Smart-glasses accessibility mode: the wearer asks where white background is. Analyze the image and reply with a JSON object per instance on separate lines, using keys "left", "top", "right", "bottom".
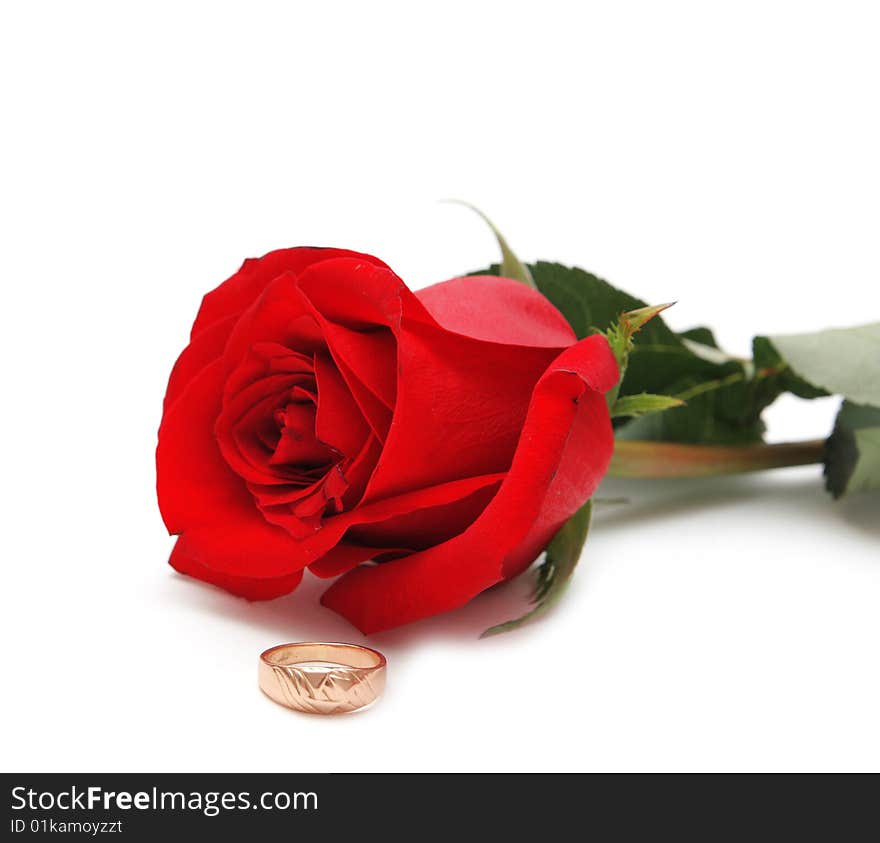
{"left": 2, "top": 1, "right": 878, "bottom": 772}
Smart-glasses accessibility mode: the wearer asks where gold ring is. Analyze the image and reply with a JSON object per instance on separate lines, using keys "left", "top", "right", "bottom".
{"left": 258, "top": 642, "right": 387, "bottom": 714}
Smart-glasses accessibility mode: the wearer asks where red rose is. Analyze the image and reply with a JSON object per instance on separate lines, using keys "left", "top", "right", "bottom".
{"left": 157, "top": 248, "right": 617, "bottom": 633}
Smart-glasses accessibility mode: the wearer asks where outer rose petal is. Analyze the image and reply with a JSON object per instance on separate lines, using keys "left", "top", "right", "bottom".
{"left": 157, "top": 356, "right": 342, "bottom": 583}
{"left": 164, "top": 248, "right": 386, "bottom": 413}
{"left": 167, "top": 496, "right": 333, "bottom": 583}
{"left": 416, "top": 275, "right": 576, "bottom": 347}
{"left": 163, "top": 314, "right": 237, "bottom": 412}
{"left": 191, "top": 248, "right": 389, "bottom": 338}
{"left": 320, "top": 334, "right": 618, "bottom": 633}
{"left": 361, "top": 320, "right": 562, "bottom": 501}
{"left": 157, "top": 358, "right": 254, "bottom": 535}
{"left": 170, "top": 553, "right": 304, "bottom": 600}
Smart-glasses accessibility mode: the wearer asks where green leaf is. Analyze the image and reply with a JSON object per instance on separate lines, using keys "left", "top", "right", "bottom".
{"left": 752, "top": 336, "right": 829, "bottom": 402}
{"left": 678, "top": 326, "right": 721, "bottom": 347}
{"left": 522, "top": 263, "right": 845, "bottom": 444}
{"left": 471, "top": 261, "right": 733, "bottom": 390}
{"left": 456, "top": 203, "right": 536, "bottom": 288}
{"left": 519, "top": 264, "right": 744, "bottom": 406}
{"left": 680, "top": 327, "right": 749, "bottom": 367}
{"left": 525, "top": 264, "right": 768, "bottom": 442}
{"left": 467, "top": 261, "right": 830, "bottom": 446}
{"left": 614, "top": 386, "right": 764, "bottom": 444}
{"left": 769, "top": 322, "right": 880, "bottom": 408}
{"left": 525, "top": 261, "right": 670, "bottom": 342}
{"left": 825, "top": 401, "right": 880, "bottom": 498}
{"left": 612, "top": 393, "right": 685, "bottom": 418}
{"left": 481, "top": 500, "right": 592, "bottom": 637}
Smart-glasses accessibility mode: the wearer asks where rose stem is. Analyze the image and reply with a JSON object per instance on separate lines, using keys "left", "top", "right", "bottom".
{"left": 609, "top": 438, "right": 826, "bottom": 479}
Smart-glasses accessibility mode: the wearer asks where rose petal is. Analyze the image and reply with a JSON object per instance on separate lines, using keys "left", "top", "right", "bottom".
{"left": 294, "top": 259, "right": 404, "bottom": 437}
{"left": 313, "top": 352, "right": 371, "bottom": 457}
{"left": 307, "top": 472, "right": 506, "bottom": 579}
{"left": 308, "top": 543, "right": 403, "bottom": 579}
{"left": 345, "top": 477, "right": 500, "bottom": 550}
{"left": 168, "top": 467, "right": 509, "bottom": 599}
{"left": 170, "top": 548, "right": 304, "bottom": 600}
{"left": 168, "top": 509, "right": 311, "bottom": 589}
{"left": 320, "top": 335, "right": 618, "bottom": 633}
{"left": 416, "top": 275, "right": 576, "bottom": 347}
{"left": 362, "top": 319, "right": 562, "bottom": 501}
{"left": 222, "top": 342, "right": 314, "bottom": 399}
{"left": 192, "top": 248, "right": 389, "bottom": 339}
{"left": 164, "top": 314, "right": 237, "bottom": 413}
{"left": 156, "top": 358, "right": 253, "bottom": 535}
{"left": 221, "top": 265, "right": 397, "bottom": 441}
{"left": 220, "top": 383, "right": 299, "bottom": 480}
{"left": 221, "top": 273, "right": 317, "bottom": 371}
{"left": 311, "top": 321, "right": 396, "bottom": 411}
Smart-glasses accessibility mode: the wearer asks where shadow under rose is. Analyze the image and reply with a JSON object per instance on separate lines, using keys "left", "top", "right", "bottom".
{"left": 594, "top": 467, "right": 880, "bottom": 539}
{"left": 164, "top": 571, "right": 358, "bottom": 643}
{"left": 163, "top": 561, "right": 539, "bottom": 652}
{"left": 163, "top": 465, "right": 878, "bottom": 655}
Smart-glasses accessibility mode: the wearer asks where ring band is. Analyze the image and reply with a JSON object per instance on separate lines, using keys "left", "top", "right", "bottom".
{"left": 258, "top": 642, "right": 387, "bottom": 714}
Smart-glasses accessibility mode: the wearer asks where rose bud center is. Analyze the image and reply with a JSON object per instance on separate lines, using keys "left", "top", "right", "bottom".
{"left": 214, "top": 342, "right": 366, "bottom": 537}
